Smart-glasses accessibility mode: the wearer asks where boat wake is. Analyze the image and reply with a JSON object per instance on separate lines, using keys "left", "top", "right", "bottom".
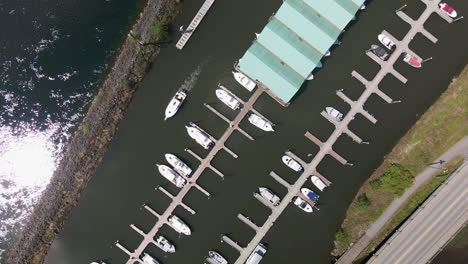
{"left": 177, "top": 59, "right": 209, "bottom": 92}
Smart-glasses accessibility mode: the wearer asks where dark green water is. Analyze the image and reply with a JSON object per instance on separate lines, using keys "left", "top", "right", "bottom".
{"left": 0, "top": 0, "right": 145, "bottom": 260}
{"left": 44, "top": 0, "right": 467, "bottom": 263}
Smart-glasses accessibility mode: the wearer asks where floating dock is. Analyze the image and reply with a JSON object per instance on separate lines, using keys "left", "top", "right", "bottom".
{"left": 175, "top": 0, "right": 215, "bottom": 50}
{"left": 221, "top": 1, "right": 453, "bottom": 263}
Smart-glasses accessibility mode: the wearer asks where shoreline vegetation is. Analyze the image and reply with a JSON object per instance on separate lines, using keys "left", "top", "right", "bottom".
{"left": 331, "top": 64, "right": 468, "bottom": 260}
{"left": 6, "top": 0, "right": 182, "bottom": 263}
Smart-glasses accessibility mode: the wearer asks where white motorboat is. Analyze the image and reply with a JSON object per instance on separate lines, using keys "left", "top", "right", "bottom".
{"left": 246, "top": 243, "right": 267, "bottom": 264}
{"left": 165, "top": 153, "right": 192, "bottom": 177}
{"left": 155, "top": 235, "right": 176, "bottom": 253}
{"left": 207, "top": 251, "right": 228, "bottom": 264}
{"left": 301, "top": 188, "right": 320, "bottom": 203}
{"left": 439, "top": 3, "right": 457, "bottom": 18}
{"left": 216, "top": 89, "right": 241, "bottom": 110}
{"left": 248, "top": 114, "right": 274, "bottom": 132}
{"left": 232, "top": 71, "right": 256, "bottom": 92}
{"left": 185, "top": 125, "right": 214, "bottom": 149}
{"left": 168, "top": 215, "right": 191, "bottom": 235}
{"left": 259, "top": 187, "right": 281, "bottom": 206}
{"left": 325, "top": 106, "right": 343, "bottom": 121}
{"left": 142, "top": 253, "right": 160, "bottom": 264}
{"left": 156, "top": 164, "right": 186, "bottom": 188}
{"left": 282, "top": 155, "right": 303, "bottom": 172}
{"left": 311, "top": 175, "right": 327, "bottom": 192}
{"left": 403, "top": 53, "right": 422, "bottom": 68}
{"left": 307, "top": 72, "right": 314, "bottom": 80}
{"left": 164, "top": 89, "right": 187, "bottom": 120}
{"left": 90, "top": 262, "right": 106, "bottom": 264}
{"left": 378, "top": 33, "right": 396, "bottom": 50}
{"left": 325, "top": 50, "right": 331, "bottom": 57}
{"left": 293, "top": 197, "right": 313, "bottom": 213}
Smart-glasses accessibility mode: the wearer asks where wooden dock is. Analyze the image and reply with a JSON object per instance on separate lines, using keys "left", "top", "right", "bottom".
{"left": 175, "top": 0, "right": 215, "bottom": 50}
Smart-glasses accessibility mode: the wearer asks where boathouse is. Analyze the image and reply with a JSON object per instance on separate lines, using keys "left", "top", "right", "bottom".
{"left": 236, "top": 0, "right": 365, "bottom": 104}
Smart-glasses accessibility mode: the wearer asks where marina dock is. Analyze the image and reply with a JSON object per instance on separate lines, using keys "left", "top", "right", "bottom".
{"left": 175, "top": 0, "right": 215, "bottom": 50}
{"left": 221, "top": 1, "right": 453, "bottom": 263}
{"left": 117, "top": 85, "right": 272, "bottom": 263}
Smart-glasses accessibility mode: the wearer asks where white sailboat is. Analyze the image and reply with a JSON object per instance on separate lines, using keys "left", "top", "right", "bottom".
{"left": 248, "top": 114, "right": 274, "bottom": 132}
{"left": 155, "top": 235, "right": 176, "bottom": 253}
{"left": 165, "top": 153, "right": 192, "bottom": 177}
{"left": 156, "top": 164, "right": 186, "bottom": 188}
{"left": 282, "top": 155, "right": 302, "bottom": 172}
{"left": 325, "top": 107, "right": 344, "bottom": 121}
{"left": 232, "top": 71, "right": 256, "bottom": 92}
{"left": 311, "top": 175, "right": 327, "bottom": 192}
{"left": 164, "top": 90, "right": 187, "bottom": 120}
{"left": 185, "top": 125, "right": 214, "bottom": 149}
{"left": 293, "top": 197, "right": 313, "bottom": 213}
{"left": 216, "top": 89, "right": 241, "bottom": 110}
{"left": 168, "top": 215, "right": 191, "bottom": 235}
{"left": 259, "top": 187, "right": 281, "bottom": 206}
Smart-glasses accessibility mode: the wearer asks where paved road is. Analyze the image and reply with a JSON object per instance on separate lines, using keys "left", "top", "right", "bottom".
{"left": 367, "top": 161, "right": 468, "bottom": 264}
{"left": 337, "top": 135, "right": 468, "bottom": 264}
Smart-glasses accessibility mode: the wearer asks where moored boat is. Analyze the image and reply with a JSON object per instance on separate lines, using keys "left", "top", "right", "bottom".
{"left": 439, "top": 3, "right": 457, "bottom": 18}
{"left": 248, "top": 114, "right": 274, "bottom": 132}
{"left": 246, "top": 243, "right": 267, "bottom": 264}
{"left": 168, "top": 215, "right": 191, "bottom": 235}
{"left": 403, "top": 53, "right": 422, "bottom": 68}
{"left": 325, "top": 106, "right": 344, "bottom": 121}
{"left": 156, "top": 164, "right": 186, "bottom": 188}
{"left": 185, "top": 125, "right": 214, "bottom": 149}
{"left": 165, "top": 153, "right": 192, "bottom": 177}
{"left": 259, "top": 187, "right": 281, "bottom": 206}
{"left": 282, "top": 155, "right": 303, "bottom": 172}
{"left": 155, "top": 235, "right": 176, "bottom": 253}
{"left": 306, "top": 72, "right": 314, "bottom": 80}
{"left": 207, "top": 251, "right": 228, "bottom": 264}
{"left": 378, "top": 34, "right": 396, "bottom": 50}
{"left": 232, "top": 71, "right": 256, "bottom": 92}
{"left": 216, "top": 89, "right": 241, "bottom": 110}
{"left": 301, "top": 188, "right": 320, "bottom": 203}
{"left": 164, "top": 89, "right": 187, "bottom": 120}
{"left": 142, "top": 253, "right": 160, "bottom": 264}
{"left": 293, "top": 197, "right": 313, "bottom": 213}
{"left": 311, "top": 175, "right": 327, "bottom": 192}
{"left": 370, "top": 44, "right": 389, "bottom": 61}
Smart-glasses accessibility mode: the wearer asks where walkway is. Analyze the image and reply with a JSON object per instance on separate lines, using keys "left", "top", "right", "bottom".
{"left": 366, "top": 161, "right": 468, "bottom": 264}
{"left": 337, "top": 136, "right": 468, "bottom": 264}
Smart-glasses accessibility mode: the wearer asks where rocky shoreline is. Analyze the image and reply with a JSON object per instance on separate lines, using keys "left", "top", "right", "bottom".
{"left": 5, "top": 0, "right": 181, "bottom": 263}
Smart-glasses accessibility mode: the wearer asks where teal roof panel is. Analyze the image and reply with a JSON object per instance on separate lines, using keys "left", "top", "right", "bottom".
{"left": 302, "top": 0, "right": 354, "bottom": 29}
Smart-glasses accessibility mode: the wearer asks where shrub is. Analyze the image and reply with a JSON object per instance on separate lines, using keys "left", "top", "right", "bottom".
{"left": 354, "top": 194, "right": 371, "bottom": 211}
{"left": 150, "top": 20, "right": 168, "bottom": 41}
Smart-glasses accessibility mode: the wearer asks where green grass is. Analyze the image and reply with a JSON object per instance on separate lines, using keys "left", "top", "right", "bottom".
{"left": 150, "top": 19, "right": 168, "bottom": 42}
{"left": 332, "top": 65, "right": 468, "bottom": 257}
{"left": 81, "top": 124, "right": 89, "bottom": 134}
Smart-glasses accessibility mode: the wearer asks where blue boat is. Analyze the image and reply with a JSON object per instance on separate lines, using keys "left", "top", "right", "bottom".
{"left": 301, "top": 188, "right": 319, "bottom": 203}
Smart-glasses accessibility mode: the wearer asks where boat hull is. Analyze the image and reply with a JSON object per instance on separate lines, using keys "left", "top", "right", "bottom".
{"left": 325, "top": 106, "right": 343, "bottom": 121}
{"left": 259, "top": 187, "right": 281, "bottom": 206}
{"left": 378, "top": 34, "right": 395, "bottom": 50}
{"left": 248, "top": 114, "right": 274, "bottom": 132}
{"left": 311, "top": 175, "right": 326, "bottom": 192}
{"left": 232, "top": 71, "right": 256, "bottom": 91}
{"left": 156, "top": 164, "right": 186, "bottom": 188}
{"left": 294, "top": 197, "right": 313, "bottom": 213}
{"left": 168, "top": 215, "right": 191, "bottom": 235}
{"left": 439, "top": 3, "right": 457, "bottom": 18}
{"left": 165, "top": 153, "right": 192, "bottom": 177}
{"left": 216, "top": 89, "right": 241, "bottom": 110}
{"left": 164, "top": 90, "right": 186, "bottom": 120}
{"left": 186, "top": 126, "right": 213, "bottom": 149}
{"left": 207, "top": 251, "right": 228, "bottom": 264}
{"left": 301, "top": 188, "right": 319, "bottom": 203}
{"left": 282, "top": 155, "right": 302, "bottom": 172}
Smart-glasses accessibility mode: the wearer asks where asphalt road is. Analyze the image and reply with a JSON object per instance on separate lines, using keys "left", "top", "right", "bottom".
{"left": 367, "top": 162, "right": 468, "bottom": 264}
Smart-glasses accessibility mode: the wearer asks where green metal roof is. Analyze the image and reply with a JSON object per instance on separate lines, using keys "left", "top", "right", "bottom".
{"left": 238, "top": 0, "right": 364, "bottom": 103}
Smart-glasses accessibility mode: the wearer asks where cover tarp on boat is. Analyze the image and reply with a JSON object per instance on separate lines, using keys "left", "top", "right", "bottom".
{"left": 237, "top": 0, "right": 365, "bottom": 104}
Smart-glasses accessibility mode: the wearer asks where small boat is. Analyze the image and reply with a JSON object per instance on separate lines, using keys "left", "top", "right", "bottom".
{"left": 259, "top": 187, "right": 281, "bottom": 206}
{"left": 325, "top": 107, "right": 343, "bottom": 121}
{"left": 165, "top": 153, "right": 192, "bottom": 177}
{"left": 186, "top": 125, "right": 214, "bottom": 149}
{"left": 282, "top": 155, "right": 303, "bottom": 172}
{"left": 360, "top": 3, "right": 366, "bottom": 10}
{"left": 293, "top": 197, "right": 313, "bottom": 213}
{"left": 246, "top": 243, "right": 267, "bottom": 264}
{"left": 403, "top": 53, "right": 422, "bottom": 68}
{"left": 168, "top": 215, "right": 191, "bottom": 235}
{"left": 142, "top": 253, "right": 160, "bottom": 264}
{"left": 156, "top": 164, "right": 186, "bottom": 188}
{"left": 155, "top": 235, "right": 176, "bottom": 253}
{"left": 232, "top": 71, "right": 256, "bottom": 92}
{"left": 311, "top": 175, "right": 327, "bottom": 192}
{"left": 325, "top": 50, "right": 331, "bottom": 57}
{"left": 439, "top": 3, "right": 457, "bottom": 18}
{"left": 307, "top": 72, "right": 314, "bottom": 80}
{"left": 207, "top": 251, "right": 228, "bottom": 264}
{"left": 164, "top": 89, "right": 187, "bottom": 120}
{"left": 248, "top": 114, "right": 274, "bottom": 132}
{"left": 370, "top": 44, "right": 389, "bottom": 61}
{"left": 378, "top": 34, "right": 396, "bottom": 50}
{"left": 90, "top": 262, "right": 106, "bottom": 264}
{"left": 301, "top": 188, "right": 319, "bottom": 203}
{"left": 216, "top": 89, "right": 241, "bottom": 110}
